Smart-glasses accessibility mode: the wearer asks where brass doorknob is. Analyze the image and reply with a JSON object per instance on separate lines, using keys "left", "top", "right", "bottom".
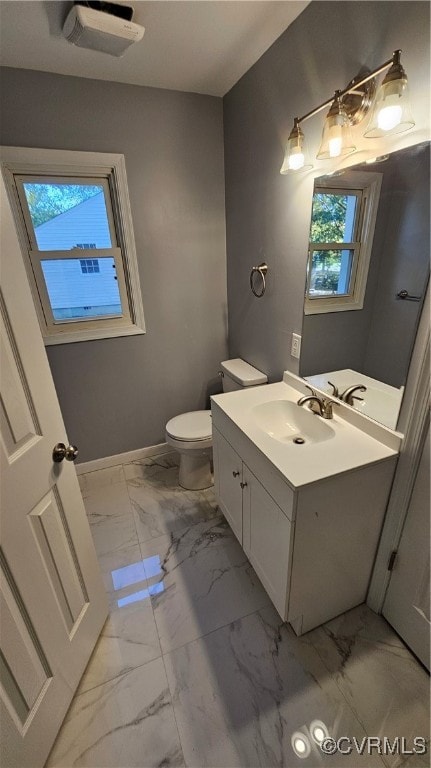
{"left": 52, "top": 443, "right": 79, "bottom": 463}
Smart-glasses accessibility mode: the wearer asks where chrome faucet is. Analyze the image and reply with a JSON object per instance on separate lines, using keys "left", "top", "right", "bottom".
{"left": 299, "top": 385, "right": 321, "bottom": 414}
{"left": 297, "top": 393, "right": 339, "bottom": 420}
{"left": 340, "top": 384, "right": 367, "bottom": 405}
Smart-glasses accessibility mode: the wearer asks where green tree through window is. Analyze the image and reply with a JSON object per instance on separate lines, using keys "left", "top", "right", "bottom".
{"left": 308, "top": 188, "right": 360, "bottom": 297}
{"left": 23, "top": 183, "right": 102, "bottom": 227}
{"left": 310, "top": 193, "right": 348, "bottom": 273}
{"left": 310, "top": 193, "right": 347, "bottom": 242}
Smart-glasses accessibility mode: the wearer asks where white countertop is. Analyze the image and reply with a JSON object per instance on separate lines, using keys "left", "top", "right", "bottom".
{"left": 211, "top": 373, "right": 401, "bottom": 489}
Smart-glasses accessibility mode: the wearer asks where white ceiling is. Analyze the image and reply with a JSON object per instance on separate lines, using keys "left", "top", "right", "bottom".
{"left": 0, "top": 1, "right": 309, "bottom": 96}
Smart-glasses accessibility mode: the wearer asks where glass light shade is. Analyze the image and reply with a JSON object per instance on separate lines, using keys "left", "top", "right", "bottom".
{"left": 317, "top": 98, "right": 356, "bottom": 159}
{"left": 280, "top": 122, "right": 313, "bottom": 174}
{"left": 364, "top": 75, "right": 415, "bottom": 138}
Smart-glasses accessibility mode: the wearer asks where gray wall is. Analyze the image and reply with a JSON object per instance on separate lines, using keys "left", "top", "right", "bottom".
{"left": 300, "top": 144, "right": 430, "bottom": 388}
{"left": 0, "top": 68, "right": 228, "bottom": 462}
{"left": 223, "top": 1, "right": 430, "bottom": 384}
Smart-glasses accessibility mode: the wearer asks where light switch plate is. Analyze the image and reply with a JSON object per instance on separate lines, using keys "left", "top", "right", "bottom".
{"left": 291, "top": 333, "right": 301, "bottom": 359}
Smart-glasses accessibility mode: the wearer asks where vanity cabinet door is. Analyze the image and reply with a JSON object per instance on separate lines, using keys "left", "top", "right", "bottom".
{"left": 242, "top": 465, "right": 292, "bottom": 620}
{"left": 212, "top": 427, "right": 243, "bottom": 544}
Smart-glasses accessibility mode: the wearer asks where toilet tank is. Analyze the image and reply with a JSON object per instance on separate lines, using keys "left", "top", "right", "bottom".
{"left": 220, "top": 358, "right": 267, "bottom": 392}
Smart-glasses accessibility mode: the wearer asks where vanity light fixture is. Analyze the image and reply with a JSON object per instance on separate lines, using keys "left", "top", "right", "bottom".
{"left": 280, "top": 50, "right": 415, "bottom": 174}
{"left": 279, "top": 118, "right": 313, "bottom": 173}
{"left": 317, "top": 91, "right": 356, "bottom": 159}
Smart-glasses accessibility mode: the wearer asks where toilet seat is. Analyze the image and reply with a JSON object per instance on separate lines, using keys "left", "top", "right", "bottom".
{"left": 165, "top": 410, "right": 213, "bottom": 490}
{"left": 166, "top": 410, "right": 212, "bottom": 442}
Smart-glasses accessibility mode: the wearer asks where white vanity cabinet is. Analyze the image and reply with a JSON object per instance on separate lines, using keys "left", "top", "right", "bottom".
{"left": 211, "top": 399, "right": 398, "bottom": 636}
{"left": 213, "top": 426, "right": 293, "bottom": 617}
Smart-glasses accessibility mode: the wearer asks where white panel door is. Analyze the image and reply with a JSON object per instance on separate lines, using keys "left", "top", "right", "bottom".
{"left": 383, "top": 425, "right": 430, "bottom": 670}
{"left": 0, "top": 175, "right": 108, "bottom": 768}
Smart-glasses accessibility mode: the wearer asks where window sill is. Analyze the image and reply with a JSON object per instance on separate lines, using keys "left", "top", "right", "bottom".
{"left": 304, "top": 297, "right": 364, "bottom": 315}
{"left": 44, "top": 323, "right": 146, "bottom": 345}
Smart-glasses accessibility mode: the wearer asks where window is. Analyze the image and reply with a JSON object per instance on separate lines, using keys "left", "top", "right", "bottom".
{"left": 1, "top": 148, "right": 145, "bottom": 344}
{"left": 80, "top": 259, "right": 100, "bottom": 274}
{"left": 304, "top": 171, "right": 382, "bottom": 314}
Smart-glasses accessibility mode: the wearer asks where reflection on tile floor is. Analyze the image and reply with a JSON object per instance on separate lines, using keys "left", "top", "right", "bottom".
{"left": 47, "top": 453, "right": 430, "bottom": 768}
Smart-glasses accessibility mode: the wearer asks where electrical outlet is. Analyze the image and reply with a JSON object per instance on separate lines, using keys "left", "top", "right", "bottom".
{"left": 291, "top": 332, "right": 301, "bottom": 359}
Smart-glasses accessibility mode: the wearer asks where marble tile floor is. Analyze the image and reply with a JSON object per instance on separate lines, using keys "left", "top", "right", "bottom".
{"left": 47, "top": 452, "right": 430, "bottom": 768}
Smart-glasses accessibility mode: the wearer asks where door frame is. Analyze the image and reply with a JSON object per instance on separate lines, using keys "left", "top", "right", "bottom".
{"left": 367, "top": 279, "right": 430, "bottom": 612}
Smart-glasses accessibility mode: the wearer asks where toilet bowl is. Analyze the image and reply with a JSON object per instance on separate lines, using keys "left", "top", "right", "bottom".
{"left": 166, "top": 410, "right": 213, "bottom": 490}
{"left": 166, "top": 359, "right": 267, "bottom": 491}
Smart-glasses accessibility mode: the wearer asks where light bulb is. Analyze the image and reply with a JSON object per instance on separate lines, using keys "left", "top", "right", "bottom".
{"left": 377, "top": 104, "right": 402, "bottom": 131}
{"left": 288, "top": 147, "right": 305, "bottom": 170}
{"left": 329, "top": 136, "right": 342, "bottom": 158}
{"left": 328, "top": 123, "right": 343, "bottom": 157}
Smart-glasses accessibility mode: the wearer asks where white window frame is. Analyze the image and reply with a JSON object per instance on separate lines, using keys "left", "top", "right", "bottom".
{"left": 1, "top": 147, "right": 146, "bottom": 344}
{"left": 304, "top": 171, "right": 382, "bottom": 315}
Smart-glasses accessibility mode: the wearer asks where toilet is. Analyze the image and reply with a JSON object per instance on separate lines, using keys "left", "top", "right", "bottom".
{"left": 166, "top": 358, "right": 267, "bottom": 490}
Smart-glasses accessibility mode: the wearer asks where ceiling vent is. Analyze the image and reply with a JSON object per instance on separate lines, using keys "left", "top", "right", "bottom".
{"left": 63, "top": 4, "right": 145, "bottom": 57}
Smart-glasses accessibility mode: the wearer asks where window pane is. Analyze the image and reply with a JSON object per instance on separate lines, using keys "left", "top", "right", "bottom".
{"left": 41, "top": 257, "right": 122, "bottom": 321}
{"left": 310, "top": 192, "right": 358, "bottom": 243}
{"left": 22, "top": 183, "right": 113, "bottom": 250}
{"left": 308, "top": 250, "right": 354, "bottom": 297}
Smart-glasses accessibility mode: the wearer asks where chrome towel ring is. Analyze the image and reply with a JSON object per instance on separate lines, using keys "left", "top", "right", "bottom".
{"left": 250, "top": 263, "right": 268, "bottom": 298}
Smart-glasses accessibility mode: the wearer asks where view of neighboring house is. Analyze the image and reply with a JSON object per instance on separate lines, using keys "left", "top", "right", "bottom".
{"left": 35, "top": 192, "right": 122, "bottom": 319}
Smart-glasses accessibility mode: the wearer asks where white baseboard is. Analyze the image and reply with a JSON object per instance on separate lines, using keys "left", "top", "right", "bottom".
{"left": 75, "top": 442, "right": 171, "bottom": 475}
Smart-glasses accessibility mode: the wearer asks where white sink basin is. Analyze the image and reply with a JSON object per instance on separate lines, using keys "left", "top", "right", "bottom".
{"left": 252, "top": 400, "right": 335, "bottom": 445}
{"left": 211, "top": 374, "right": 401, "bottom": 488}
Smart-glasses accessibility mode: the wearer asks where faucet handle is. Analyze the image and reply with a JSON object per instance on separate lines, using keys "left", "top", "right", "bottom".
{"left": 305, "top": 384, "right": 317, "bottom": 397}
{"left": 327, "top": 380, "right": 339, "bottom": 398}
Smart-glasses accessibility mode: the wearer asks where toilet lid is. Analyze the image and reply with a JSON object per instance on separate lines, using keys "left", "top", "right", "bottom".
{"left": 166, "top": 410, "right": 212, "bottom": 442}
